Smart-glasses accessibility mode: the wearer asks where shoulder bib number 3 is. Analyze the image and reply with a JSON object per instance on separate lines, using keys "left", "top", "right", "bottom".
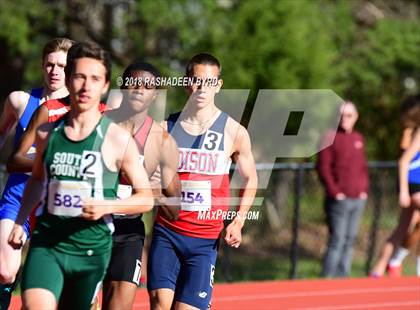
{"left": 203, "top": 130, "right": 222, "bottom": 151}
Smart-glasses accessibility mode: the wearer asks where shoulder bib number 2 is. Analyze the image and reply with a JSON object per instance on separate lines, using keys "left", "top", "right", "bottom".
{"left": 80, "top": 151, "right": 102, "bottom": 179}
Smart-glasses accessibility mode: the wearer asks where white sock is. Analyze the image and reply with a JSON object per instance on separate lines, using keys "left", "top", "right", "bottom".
{"left": 417, "top": 256, "right": 420, "bottom": 277}
{"left": 389, "top": 247, "right": 409, "bottom": 266}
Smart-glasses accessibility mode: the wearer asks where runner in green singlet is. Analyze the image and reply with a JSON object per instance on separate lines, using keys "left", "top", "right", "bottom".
{"left": 8, "top": 42, "right": 153, "bottom": 309}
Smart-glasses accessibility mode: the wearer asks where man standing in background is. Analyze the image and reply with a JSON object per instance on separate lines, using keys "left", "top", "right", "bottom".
{"left": 317, "top": 101, "right": 369, "bottom": 278}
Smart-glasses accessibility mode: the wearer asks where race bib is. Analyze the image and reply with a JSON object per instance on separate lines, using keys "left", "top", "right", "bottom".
{"left": 114, "top": 184, "right": 138, "bottom": 219}
{"left": 26, "top": 146, "right": 37, "bottom": 159}
{"left": 24, "top": 146, "right": 37, "bottom": 176}
{"left": 80, "top": 151, "right": 102, "bottom": 179}
{"left": 180, "top": 180, "right": 211, "bottom": 212}
{"left": 117, "top": 184, "right": 132, "bottom": 199}
{"left": 47, "top": 180, "right": 92, "bottom": 217}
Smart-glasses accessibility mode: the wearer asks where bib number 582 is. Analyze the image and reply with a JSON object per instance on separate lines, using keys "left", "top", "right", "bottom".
{"left": 54, "top": 194, "right": 82, "bottom": 208}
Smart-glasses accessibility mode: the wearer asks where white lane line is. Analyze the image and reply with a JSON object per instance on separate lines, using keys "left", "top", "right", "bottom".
{"left": 132, "top": 284, "right": 420, "bottom": 307}
{"left": 209, "top": 286, "right": 419, "bottom": 302}
{"left": 292, "top": 301, "right": 420, "bottom": 310}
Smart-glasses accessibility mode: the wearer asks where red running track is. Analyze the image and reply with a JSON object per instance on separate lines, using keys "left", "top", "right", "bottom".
{"left": 10, "top": 277, "right": 420, "bottom": 309}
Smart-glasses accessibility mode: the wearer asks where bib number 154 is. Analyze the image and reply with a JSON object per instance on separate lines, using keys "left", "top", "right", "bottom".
{"left": 181, "top": 191, "right": 204, "bottom": 204}
{"left": 180, "top": 180, "right": 211, "bottom": 212}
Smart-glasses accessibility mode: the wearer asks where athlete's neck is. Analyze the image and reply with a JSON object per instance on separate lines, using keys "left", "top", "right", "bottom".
{"left": 67, "top": 106, "right": 102, "bottom": 139}
{"left": 109, "top": 103, "right": 149, "bottom": 135}
{"left": 121, "top": 109, "right": 149, "bottom": 135}
{"left": 182, "top": 101, "right": 219, "bottom": 125}
{"left": 42, "top": 87, "right": 69, "bottom": 101}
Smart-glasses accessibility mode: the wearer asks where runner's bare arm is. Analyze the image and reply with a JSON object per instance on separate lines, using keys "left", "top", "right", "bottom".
{"left": 158, "top": 131, "right": 181, "bottom": 221}
{"left": 8, "top": 125, "right": 51, "bottom": 248}
{"left": 7, "top": 105, "right": 49, "bottom": 173}
{"left": 232, "top": 126, "right": 258, "bottom": 223}
{"left": 400, "top": 127, "right": 413, "bottom": 151}
{"left": 399, "top": 128, "right": 420, "bottom": 208}
{"left": 82, "top": 134, "right": 154, "bottom": 221}
{"left": 0, "top": 91, "right": 26, "bottom": 149}
{"left": 225, "top": 125, "right": 258, "bottom": 247}
{"left": 115, "top": 135, "right": 154, "bottom": 214}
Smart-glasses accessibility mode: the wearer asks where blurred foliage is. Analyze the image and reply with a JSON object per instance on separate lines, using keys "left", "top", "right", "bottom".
{"left": 0, "top": 0, "right": 419, "bottom": 160}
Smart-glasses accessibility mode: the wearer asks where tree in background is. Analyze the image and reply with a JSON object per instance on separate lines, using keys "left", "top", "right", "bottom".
{"left": 0, "top": 0, "right": 419, "bottom": 160}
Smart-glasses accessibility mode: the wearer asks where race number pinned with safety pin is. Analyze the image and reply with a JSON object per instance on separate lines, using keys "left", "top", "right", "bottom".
{"left": 203, "top": 130, "right": 222, "bottom": 151}
{"left": 117, "top": 184, "right": 133, "bottom": 199}
{"left": 47, "top": 180, "right": 92, "bottom": 217}
{"left": 80, "top": 151, "right": 102, "bottom": 179}
{"left": 180, "top": 180, "right": 211, "bottom": 212}
{"left": 114, "top": 184, "right": 138, "bottom": 219}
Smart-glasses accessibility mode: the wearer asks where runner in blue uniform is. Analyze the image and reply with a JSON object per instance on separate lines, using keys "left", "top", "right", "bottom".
{"left": 398, "top": 100, "right": 420, "bottom": 276}
{"left": 0, "top": 38, "right": 73, "bottom": 309}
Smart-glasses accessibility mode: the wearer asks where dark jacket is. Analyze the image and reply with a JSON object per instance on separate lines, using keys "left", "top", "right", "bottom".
{"left": 316, "top": 128, "right": 369, "bottom": 198}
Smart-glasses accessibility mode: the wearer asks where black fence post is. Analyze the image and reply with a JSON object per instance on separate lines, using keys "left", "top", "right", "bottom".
{"left": 290, "top": 164, "right": 303, "bottom": 279}
{"left": 219, "top": 220, "right": 233, "bottom": 282}
{"left": 366, "top": 169, "right": 383, "bottom": 274}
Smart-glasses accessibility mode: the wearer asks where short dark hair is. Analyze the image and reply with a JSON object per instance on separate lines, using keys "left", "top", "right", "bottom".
{"left": 185, "top": 53, "right": 221, "bottom": 78}
{"left": 65, "top": 42, "right": 111, "bottom": 82}
{"left": 121, "top": 61, "right": 160, "bottom": 89}
{"left": 401, "top": 94, "right": 420, "bottom": 129}
{"left": 42, "top": 38, "right": 74, "bottom": 62}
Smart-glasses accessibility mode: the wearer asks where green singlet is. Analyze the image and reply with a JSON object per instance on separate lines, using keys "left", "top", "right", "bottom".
{"left": 22, "top": 116, "right": 120, "bottom": 308}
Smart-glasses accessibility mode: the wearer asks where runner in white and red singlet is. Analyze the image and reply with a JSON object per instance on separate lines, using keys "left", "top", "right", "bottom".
{"left": 147, "top": 53, "right": 258, "bottom": 310}
{"left": 101, "top": 61, "right": 180, "bottom": 310}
